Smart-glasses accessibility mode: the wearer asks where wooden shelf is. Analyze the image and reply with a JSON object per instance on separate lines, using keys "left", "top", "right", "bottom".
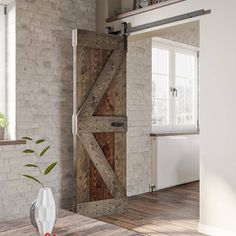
{"left": 106, "top": 0, "right": 186, "bottom": 23}
{"left": 0, "top": 139, "right": 26, "bottom": 146}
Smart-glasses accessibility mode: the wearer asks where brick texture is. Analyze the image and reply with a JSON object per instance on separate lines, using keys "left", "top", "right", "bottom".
{"left": 127, "top": 38, "right": 152, "bottom": 196}
{"left": 0, "top": 0, "right": 95, "bottom": 220}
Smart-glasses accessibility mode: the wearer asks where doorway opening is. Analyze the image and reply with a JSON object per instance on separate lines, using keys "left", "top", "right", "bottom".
{"left": 97, "top": 19, "right": 203, "bottom": 235}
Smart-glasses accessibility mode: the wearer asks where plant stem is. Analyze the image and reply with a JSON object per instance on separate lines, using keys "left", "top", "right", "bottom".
{"left": 33, "top": 141, "right": 45, "bottom": 187}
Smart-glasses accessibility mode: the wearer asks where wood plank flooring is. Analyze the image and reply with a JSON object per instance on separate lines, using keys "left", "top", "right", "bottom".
{"left": 0, "top": 210, "right": 141, "bottom": 236}
{"left": 99, "top": 182, "right": 205, "bottom": 236}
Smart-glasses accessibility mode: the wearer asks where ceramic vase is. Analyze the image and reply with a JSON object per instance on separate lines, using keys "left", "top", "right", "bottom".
{"left": 35, "top": 187, "right": 56, "bottom": 235}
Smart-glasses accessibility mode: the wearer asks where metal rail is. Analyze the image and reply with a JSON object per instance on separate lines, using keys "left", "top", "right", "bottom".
{"left": 107, "top": 9, "right": 211, "bottom": 36}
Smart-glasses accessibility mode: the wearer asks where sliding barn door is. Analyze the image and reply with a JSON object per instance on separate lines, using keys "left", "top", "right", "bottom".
{"left": 72, "top": 29, "right": 127, "bottom": 218}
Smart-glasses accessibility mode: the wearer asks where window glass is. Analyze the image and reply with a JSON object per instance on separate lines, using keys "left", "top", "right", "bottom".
{"left": 152, "top": 42, "right": 198, "bottom": 132}
{"left": 0, "top": 5, "right": 6, "bottom": 114}
{"left": 152, "top": 48, "right": 169, "bottom": 126}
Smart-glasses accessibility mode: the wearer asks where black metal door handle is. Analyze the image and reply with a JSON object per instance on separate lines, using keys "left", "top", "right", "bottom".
{"left": 111, "top": 122, "right": 124, "bottom": 127}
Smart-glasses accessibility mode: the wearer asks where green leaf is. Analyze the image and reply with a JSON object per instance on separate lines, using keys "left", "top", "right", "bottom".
{"left": 36, "top": 139, "right": 45, "bottom": 144}
{"left": 22, "top": 137, "right": 33, "bottom": 141}
{"left": 22, "top": 175, "right": 42, "bottom": 185}
{"left": 24, "top": 164, "right": 39, "bottom": 168}
{"left": 22, "top": 149, "right": 34, "bottom": 154}
{"left": 44, "top": 162, "right": 57, "bottom": 175}
{"left": 39, "top": 146, "right": 51, "bottom": 157}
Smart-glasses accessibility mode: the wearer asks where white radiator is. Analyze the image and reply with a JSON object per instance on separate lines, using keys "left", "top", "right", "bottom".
{"left": 151, "top": 135, "right": 199, "bottom": 190}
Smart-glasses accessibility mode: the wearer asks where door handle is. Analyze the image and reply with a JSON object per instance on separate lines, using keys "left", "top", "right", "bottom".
{"left": 170, "top": 87, "right": 178, "bottom": 97}
{"left": 111, "top": 122, "right": 124, "bottom": 127}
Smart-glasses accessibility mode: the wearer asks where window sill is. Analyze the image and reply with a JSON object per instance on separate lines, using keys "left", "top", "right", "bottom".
{"left": 150, "top": 130, "right": 200, "bottom": 137}
{"left": 0, "top": 140, "right": 26, "bottom": 146}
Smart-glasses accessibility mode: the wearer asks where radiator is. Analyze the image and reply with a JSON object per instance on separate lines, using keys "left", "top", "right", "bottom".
{"left": 151, "top": 135, "right": 199, "bottom": 190}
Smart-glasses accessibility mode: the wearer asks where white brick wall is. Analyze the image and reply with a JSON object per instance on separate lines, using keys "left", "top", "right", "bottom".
{"left": 127, "top": 38, "right": 152, "bottom": 196}
{"left": 156, "top": 24, "right": 199, "bottom": 47}
{"left": 0, "top": 0, "right": 96, "bottom": 220}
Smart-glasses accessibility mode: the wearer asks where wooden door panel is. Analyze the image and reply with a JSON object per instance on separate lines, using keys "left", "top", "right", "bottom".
{"left": 92, "top": 133, "right": 114, "bottom": 201}
{"left": 73, "top": 29, "right": 127, "bottom": 217}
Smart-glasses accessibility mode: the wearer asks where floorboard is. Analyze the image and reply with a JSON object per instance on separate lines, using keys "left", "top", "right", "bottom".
{"left": 99, "top": 182, "right": 205, "bottom": 236}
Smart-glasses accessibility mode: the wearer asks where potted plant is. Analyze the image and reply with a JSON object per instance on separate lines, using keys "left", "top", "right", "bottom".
{"left": 22, "top": 137, "right": 57, "bottom": 236}
{"left": 0, "top": 112, "right": 8, "bottom": 140}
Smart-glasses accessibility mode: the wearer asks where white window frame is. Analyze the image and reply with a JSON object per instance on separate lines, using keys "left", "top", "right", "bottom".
{"left": 152, "top": 37, "right": 199, "bottom": 134}
{"left": 0, "top": 4, "right": 6, "bottom": 115}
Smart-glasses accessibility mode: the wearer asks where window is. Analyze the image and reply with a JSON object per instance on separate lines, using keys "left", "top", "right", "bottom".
{"left": 152, "top": 39, "right": 198, "bottom": 133}
{"left": 0, "top": 5, "right": 6, "bottom": 114}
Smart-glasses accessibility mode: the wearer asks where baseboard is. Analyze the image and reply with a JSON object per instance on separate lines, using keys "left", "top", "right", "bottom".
{"left": 198, "top": 223, "right": 236, "bottom": 236}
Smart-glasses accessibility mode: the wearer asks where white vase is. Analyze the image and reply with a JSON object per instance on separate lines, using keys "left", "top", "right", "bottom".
{"left": 35, "top": 187, "right": 56, "bottom": 235}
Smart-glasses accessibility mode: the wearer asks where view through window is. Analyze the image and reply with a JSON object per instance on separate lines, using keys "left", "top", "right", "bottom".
{"left": 152, "top": 39, "right": 198, "bottom": 132}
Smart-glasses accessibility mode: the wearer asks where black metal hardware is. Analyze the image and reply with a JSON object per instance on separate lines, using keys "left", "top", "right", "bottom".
{"left": 106, "top": 26, "right": 112, "bottom": 34}
{"left": 111, "top": 122, "right": 124, "bottom": 127}
{"left": 107, "top": 9, "right": 211, "bottom": 36}
{"left": 170, "top": 87, "right": 178, "bottom": 97}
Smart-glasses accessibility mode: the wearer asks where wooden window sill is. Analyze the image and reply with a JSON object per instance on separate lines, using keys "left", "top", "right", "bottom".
{"left": 0, "top": 140, "right": 26, "bottom": 146}
{"left": 106, "top": 0, "right": 186, "bottom": 23}
{"left": 150, "top": 131, "right": 200, "bottom": 137}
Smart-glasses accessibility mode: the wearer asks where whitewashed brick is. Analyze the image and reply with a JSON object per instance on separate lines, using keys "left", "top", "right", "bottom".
{"left": 0, "top": 0, "right": 95, "bottom": 220}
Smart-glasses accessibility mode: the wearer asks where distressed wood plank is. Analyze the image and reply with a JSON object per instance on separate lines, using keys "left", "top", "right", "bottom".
{"left": 76, "top": 29, "right": 125, "bottom": 51}
{"left": 77, "top": 198, "right": 127, "bottom": 218}
{"left": 75, "top": 46, "right": 94, "bottom": 204}
{"left": 78, "top": 133, "right": 126, "bottom": 199}
{"left": 78, "top": 50, "right": 125, "bottom": 117}
{"left": 92, "top": 75, "right": 116, "bottom": 200}
{"left": 88, "top": 48, "right": 113, "bottom": 201}
{"left": 77, "top": 116, "right": 127, "bottom": 133}
{"left": 93, "top": 132, "right": 114, "bottom": 200}
{"left": 75, "top": 141, "right": 90, "bottom": 203}
{"left": 76, "top": 47, "right": 112, "bottom": 204}
{"left": 74, "top": 30, "right": 127, "bottom": 217}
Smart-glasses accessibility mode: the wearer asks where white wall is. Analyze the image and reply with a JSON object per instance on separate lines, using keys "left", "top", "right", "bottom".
{"left": 199, "top": 1, "right": 236, "bottom": 235}
{"left": 107, "top": 0, "right": 236, "bottom": 234}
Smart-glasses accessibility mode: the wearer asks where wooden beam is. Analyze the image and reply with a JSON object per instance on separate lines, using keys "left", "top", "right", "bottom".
{"left": 76, "top": 198, "right": 127, "bottom": 218}
{"left": 77, "top": 116, "right": 127, "bottom": 133}
{"left": 0, "top": 140, "right": 26, "bottom": 146}
{"left": 78, "top": 133, "right": 126, "bottom": 199}
{"left": 76, "top": 29, "right": 125, "bottom": 51}
{"left": 78, "top": 50, "right": 125, "bottom": 117}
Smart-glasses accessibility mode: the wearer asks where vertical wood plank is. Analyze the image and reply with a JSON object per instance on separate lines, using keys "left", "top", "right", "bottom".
{"left": 75, "top": 30, "right": 127, "bottom": 216}
{"left": 92, "top": 77, "right": 116, "bottom": 200}
{"left": 78, "top": 133, "right": 126, "bottom": 199}
{"left": 90, "top": 49, "right": 113, "bottom": 201}
{"left": 78, "top": 50, "right": 125, "bottom": 117}
{"left": 76, "top": 46, "right": 93, "bottom": 204}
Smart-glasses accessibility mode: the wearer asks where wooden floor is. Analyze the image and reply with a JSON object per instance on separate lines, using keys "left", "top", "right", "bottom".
{"left": 99, "top": 182, "right": 205, "bottom": 236}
